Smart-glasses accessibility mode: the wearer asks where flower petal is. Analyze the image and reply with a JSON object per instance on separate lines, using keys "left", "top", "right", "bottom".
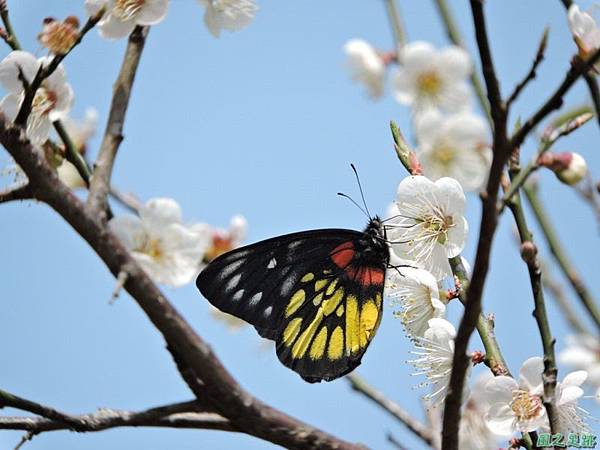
{"left": 140, "top": 198, "right": 183, "bottom": 229}
{"left": 137, "top": 0, "right": 169, "bottom": 25}
{"left": 519, "top": 356, "right": 544, "bottom": 394}
{"left": 0, "top": 51, "right": 39, "bottom": 93}
{"left": 485, "top": 403, "right": 516, "bottom": 436}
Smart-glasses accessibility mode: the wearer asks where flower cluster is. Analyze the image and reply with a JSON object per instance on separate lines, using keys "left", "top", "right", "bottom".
{"left": 482, "top": 357, "right": 589, "bottom": 436}
{"left": 343, "top": 39, "right": 491, "bottom": 192}
{"left": 85, "top": 0, "right": 257, "bottom": 40}
{"left": 383, "top": 174, "right": 468, "bottom": 406}
{"left": 109, "top": 198, "right": 246, "bottom": 288}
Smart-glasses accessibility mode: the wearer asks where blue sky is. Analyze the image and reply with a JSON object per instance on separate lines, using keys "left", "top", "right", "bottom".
{"left": 1, "top": 1, "right": 599, "bottom": 449}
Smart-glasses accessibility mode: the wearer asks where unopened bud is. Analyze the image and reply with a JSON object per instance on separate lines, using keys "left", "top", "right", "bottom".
{"left": 38, "top": 16, "right": 80, "bottom": 56}
{"left": 471, "top": 351, "right": 485, "bottom": 365}
{"left": 520, "top": 240, "right": 537, "bottom": 264}
{"left": 537, "top": 151, "right": 587, "bottom": 185}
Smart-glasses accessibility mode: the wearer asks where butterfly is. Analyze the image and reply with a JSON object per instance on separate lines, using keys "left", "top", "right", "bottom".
{"left": 196, "top": 216, "right": 390, "bottom": 383}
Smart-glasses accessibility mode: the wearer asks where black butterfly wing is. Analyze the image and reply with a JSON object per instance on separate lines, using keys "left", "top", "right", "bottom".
{"left": 196, "top": 228, "right": 386, "bottom": 382}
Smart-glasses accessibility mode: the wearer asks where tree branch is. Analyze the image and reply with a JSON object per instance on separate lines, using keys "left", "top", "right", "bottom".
{"left": 86, "top": 25, "right": 148, "bottom": 222}
{"left": 510, "top": 48, "right": 600, "bottom": 152}
{"left": 346, "top": 374, "right": 436, "bottom": 448}
{"left": 431, "top": 0, "right": 491, "bottom": 124}
{"left": 0, "top": 1, "right": 21, "bottom": 51}
{"left": 505, "top": 165, "right": 559, "bottom": 437}
{"left": 523, "top": 184, "right": 600, "bottom": 333}
{"left": 506, "top": 28, "right": 549, "bottom": 109}
{"left": 14, "top": 11, "right": 103, "bottom": 126}
{"left": 0, "top": 116, "right": 366, "bottom": 450}
{"left": 442, "top": 2, "right": 509, "bottom": 448}
{"left": 0, "top": 400, "right": 233, "bottom": 433}
{"left": 0, "top": 183, "right": 31, "bottom": 203}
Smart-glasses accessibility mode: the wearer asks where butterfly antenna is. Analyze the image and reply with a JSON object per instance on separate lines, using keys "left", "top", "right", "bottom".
{"left": 350, "top": 163, "right": 372, "bottom": 219}
{"left": 337, "top": 192, "right": 370, "bottom": 220}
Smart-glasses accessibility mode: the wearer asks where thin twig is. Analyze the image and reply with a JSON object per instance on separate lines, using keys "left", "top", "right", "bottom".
{"left": 510, "top": 47, "right": 600, "bottom": 152}
{"left": 0, "top": 116, "right": 366, "bottom": 450}
{"left": 583, "top": 73, "right": 600, "bottom": 129}
{"left": 575, "top": 174, "right": 600, "bottom": 227}
{"left": 386, "top": 433, "right": 409, "bottom": 450}
{"left": 431, "top": 0, "right": 491, "bottom": 125}
{"left": 501, "top": 110, "right": 593, "bottom": 208}
{"left": 0, "top": 1, "right": 21, "bottom": 51}
{"left": 506, "top": 28, "right": 549, "bottom": 109}
{"left": 0, "top": 400, "right": 232, "bottom": 433}
{"left": 557, "top": 0, "right": 600, "bottom": 129}
{"left": 523, "top": 184, "right": 600, "bottom": 333}
{"left": 14, "top": 11, "right": 103, "bottom": 126}
{"left": 0, "top": 388, "right": 85, "bottom": 430}
{"left": 86, "top": 26, "right": 148, "bottom": 222}
{"left": 449, "top": 257, "right": 511, "bottom": 376}
{"left": 505, "top": 154, "right": 559, "bottom": 437}
{"left": 53, "top": 120, "right": 92, "bottom": 187}
{"left": 13, "top": 431, "right": 34, "bottom": 450}
{"left": 346, "top": 374, "right": 435, "bottom": 448}
{"left": 540, "top": 260, "right": 590, "bottom": 336}
{"left": 383, "top": 0, "right": 406, "bottom": 49}
{"left": 0, "top": 183, "right": 31, "bottom": 203}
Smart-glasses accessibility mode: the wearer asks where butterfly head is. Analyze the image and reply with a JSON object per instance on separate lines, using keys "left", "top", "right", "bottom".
{"left": 358, "top": 216, "right": 389, "bottom": 265}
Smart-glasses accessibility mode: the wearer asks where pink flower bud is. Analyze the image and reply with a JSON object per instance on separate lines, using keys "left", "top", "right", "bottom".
{"left": 537, "top": 151, "right": 587, "bottom": 185}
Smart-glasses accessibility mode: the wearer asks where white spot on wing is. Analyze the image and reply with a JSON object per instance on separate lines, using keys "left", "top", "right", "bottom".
{"left": 288, "top": 241, "right": 303, "bottom": 251}
{"left": 267, "top": 258, "right": 277, "bottom": 269}
{"left": 280, "top": 271, "right": 299, "bottom": 297}
{"left": 219, "top": 259, "right": 245, "bottom": 281}
{"left": 232, "top": 289, "right": 244, "bottom": 302}
{"left": 263, "top": 306, "right": 273, "bottom": 317}
{"left": 225, "top": 273, "right": 242, "bottom": 292}
{"left": 249, "top": 292, "right": 263, "bottom": 305}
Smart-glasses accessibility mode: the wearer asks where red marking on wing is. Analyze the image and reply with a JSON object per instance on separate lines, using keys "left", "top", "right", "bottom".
{"left": 330, "top": 241, "right": 355, "bottom": 268}
{"left": 345, "top": 266, "right": 385, "bottom": 287}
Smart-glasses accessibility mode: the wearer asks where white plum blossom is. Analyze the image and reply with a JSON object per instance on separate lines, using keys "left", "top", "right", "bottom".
{"left": 553, "top": 370, "right": 590, "bottom": 435}
{"left": 343, "top": 39, "right": 386, "bottom": 99}
{"left": 425, "top": 372, "right": 499, "bottom": 450}
{"left": 196, "top": 214, "right": 247, "bottom": 265}
{"left": 484, "top": 357, "right": 547, "bottom": 435}
{"left": 460, "top": 372, "right": 501, "bottom": 450}
{"left": 110, "top": 198, "right": 211, "bottom": 287}
{"left": 56, "top": 108, "right": 98, "bottom": 189}
{"left": 560, "top": 334, "right": 600, "bottom": 402}
{"left": 393, "top": 41, "right": 472, "bottom": 113}
{"left": 409, "top": 318, "right": 460, "bottom": 406}
{"left": 387, "top": 175, "right": 468, "bottom": 280}
{"left": 0, "top": 51, "right": 73, "bottom": 145}
{"left": 387, "top": 266, "right": 446, "bottom": 339}
{"left": 414, "top": 109, "right": 491, "bottom": 191}
{"left": 568, "top": 4, "right": 600, "bottom": 63}
{"left": 85, "top": 0, "right": 168, "bottom": 40}
{"left": 197, "top": 0, "right": 257, "bottom": 38}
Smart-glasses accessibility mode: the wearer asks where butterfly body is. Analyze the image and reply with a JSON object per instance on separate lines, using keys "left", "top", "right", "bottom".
{"left": 196, "top": 217, "right": 389, "bottom": 382}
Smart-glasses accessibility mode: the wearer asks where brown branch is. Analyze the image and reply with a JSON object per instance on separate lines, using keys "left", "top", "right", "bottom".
{"left": 86, "top": 25, "right": 147, "bottom": 222}
{"left": 0, "top": 116, "right": 366, "bottom": 450}
{"left": 0, "top": 403, "right": 233, "bottom": 433}
{"left": 506, "top": 28, "right": 549, "bottom": 109}
{"left": 0, "top": 1, "right": 21, "bottom": 51}
{"left": 510, "top": 47, "right": 600, "bottom": 152}
{"left": 346, "top": 374, "right": 436, "bottom": 448}
{"left": 583, "top": 73, "right": 600, "bottom": 129}
{"left": 0, "top": 183, "right": 31, "bottom": 203}
{"left": 442, "top": 2, "right": 509, "bottom": 449}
